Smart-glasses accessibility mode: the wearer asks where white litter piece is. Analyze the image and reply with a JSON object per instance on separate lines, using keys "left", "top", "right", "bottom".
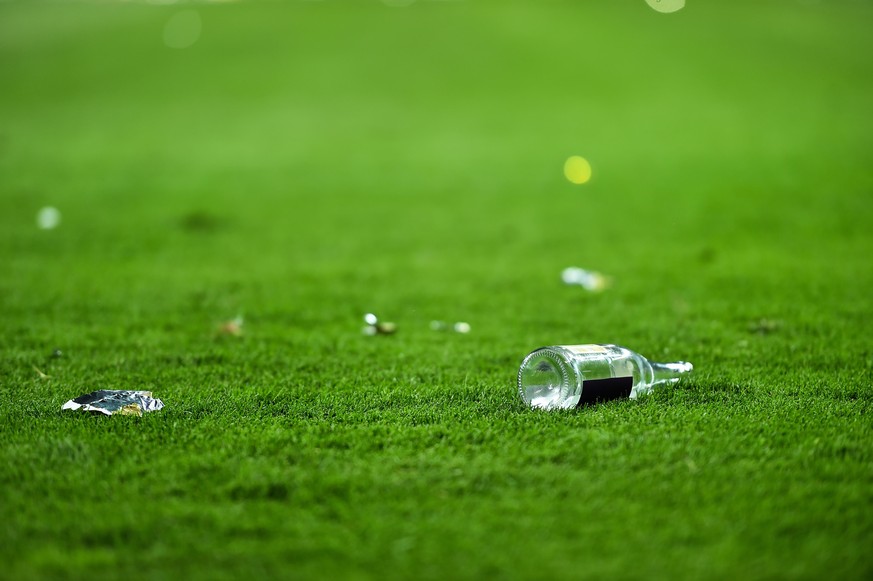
{"left": 362, "top": 313, "right": 396, "bottom": 335}
{"left": 561, "top": 267, "right": 611, "bottom": 292}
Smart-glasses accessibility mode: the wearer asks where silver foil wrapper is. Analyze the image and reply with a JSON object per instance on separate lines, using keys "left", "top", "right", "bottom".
{"left": 62, "top": 390, "right": 164, "bottom": 416}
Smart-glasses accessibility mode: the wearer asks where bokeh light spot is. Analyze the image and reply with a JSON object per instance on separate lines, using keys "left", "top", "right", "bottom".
{"left": 163, "top": 10, "right": 202, "bottom": 49}
{"left": 563, "top": 156, "right": 592, "bottom": 185}
{"left": 645, "top": 0, "right": 685, "bottom": 14}
{"left": 37, "top": 206, "right": 61, "bottom": 230}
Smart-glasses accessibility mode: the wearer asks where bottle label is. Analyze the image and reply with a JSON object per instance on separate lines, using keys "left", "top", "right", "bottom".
{"left": 564, "top": 344, "right": 608, "bottom": 355}
{"left": 577, "top": 376, "right": 633, "bottom": 406}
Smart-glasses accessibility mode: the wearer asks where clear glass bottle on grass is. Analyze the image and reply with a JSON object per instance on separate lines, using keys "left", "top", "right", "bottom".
{"left": 517, "top": 344, "right": 693, "bottom": 410}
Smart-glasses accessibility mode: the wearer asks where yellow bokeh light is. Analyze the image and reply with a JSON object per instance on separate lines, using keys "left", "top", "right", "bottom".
{"left": 564, "top": 156, "right": 592, "bottom": 185}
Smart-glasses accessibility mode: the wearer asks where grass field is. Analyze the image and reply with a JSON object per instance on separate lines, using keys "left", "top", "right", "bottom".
{"left": 2, "top": 1, "right": 872, "bottom": 579}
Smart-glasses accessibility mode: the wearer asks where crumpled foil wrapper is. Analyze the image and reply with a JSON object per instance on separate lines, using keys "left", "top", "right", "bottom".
{"left": 62, "top": 390, "right": 164, "bottom": 416}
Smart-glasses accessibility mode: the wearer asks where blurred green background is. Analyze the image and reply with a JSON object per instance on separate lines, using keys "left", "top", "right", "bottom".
{"left": 1, "top": 1, "right": 871, "bottom": 579}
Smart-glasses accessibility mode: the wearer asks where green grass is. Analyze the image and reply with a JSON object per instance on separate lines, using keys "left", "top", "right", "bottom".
{"left": 1, "top": 0, "right": 872, "bottom": 579}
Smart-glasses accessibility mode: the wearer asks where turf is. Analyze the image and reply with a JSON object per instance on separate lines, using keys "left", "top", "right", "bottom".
{"left": 1, "top": 0, "right": 872, "bottom": 579}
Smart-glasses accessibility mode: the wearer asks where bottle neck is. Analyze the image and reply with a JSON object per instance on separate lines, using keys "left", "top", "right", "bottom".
{"left": 650, "top": 361, "right": 694, "bottom": 386}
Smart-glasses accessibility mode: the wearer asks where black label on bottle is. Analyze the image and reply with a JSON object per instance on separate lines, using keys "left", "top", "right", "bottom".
{"left": 577, "top": 376, "right": 633, "bottom": 407}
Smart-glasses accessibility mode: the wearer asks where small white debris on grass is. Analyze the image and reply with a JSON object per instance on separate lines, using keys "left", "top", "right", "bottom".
{"left": 561, "top": 266, "right": 612, "bottom": 292}
{"left": 218, "top": 315, "right": 244, "bottom": 337}
{"left": 431, "top": 320, "right": 471, "bottom": 333}
{"left": 362, "top": 313, "right": 396, "bottom": 336}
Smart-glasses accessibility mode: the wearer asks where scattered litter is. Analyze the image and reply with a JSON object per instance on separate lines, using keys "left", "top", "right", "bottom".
{"left": 430, "top": 320, "right": 471, "bottom": 333}
{"left": 362, "top": 313, "right": 396, "bottom": 335}
{"left": 37, "top": 206, "right": 61, "bottom": 230}
{"left": 375, "top": 322, "right": 397, "bottom": 335}
{"left": 561, "top": 267, "right": 611, "bottom": 292}
{"left": 218, "top": 315, "right": 244, "bottom": 337}
{"left": 62, "top": 390, "right": 164, "bottom": 417}
{"left": 50, "top": 348, "right": 63, "bottom": 359}
{"left": 749, "top": 318, "right": 780, "bottom": 335}
{"left": 33, "top": 366, "right": 50, "bottom": 380}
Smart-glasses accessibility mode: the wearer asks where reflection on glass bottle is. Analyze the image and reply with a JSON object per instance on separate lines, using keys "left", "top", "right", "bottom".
{"left": 518, "top": 344, "right": 693, "bottom": 410}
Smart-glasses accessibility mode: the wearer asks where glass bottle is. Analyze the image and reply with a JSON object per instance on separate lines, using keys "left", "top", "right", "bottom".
{"left": 517, "top": 344, "right": 693, "bottom": 410}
